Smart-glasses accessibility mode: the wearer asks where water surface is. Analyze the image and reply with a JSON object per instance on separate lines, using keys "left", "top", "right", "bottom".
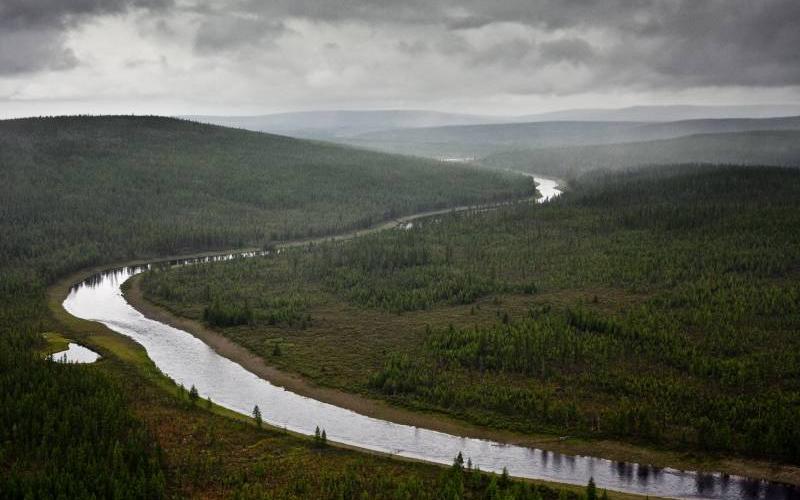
{"left": 49, "top": 343, "right": 100, "bottom": 364}
{"left": 61, "top": 182, "right": 798, "bottom": 500}
{"left": 534, "top": 177, "right": 562, "bottom": 202}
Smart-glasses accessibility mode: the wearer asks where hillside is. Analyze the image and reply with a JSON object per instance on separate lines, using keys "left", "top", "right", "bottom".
{"left": 341, "top": 116, "right": 800, "bottom": 159}
{"left": 140, "top": 164, "right": 800, "bottom": 464}
{"left": 481, "top": 130, "right": 800, "bottom": 178}
{"left": 183, "top": 106, "right": 800, "bottom": 143}
{"left": 0, "top": 115, "right": 531, "bottom": 283}
{"left": 0, "top": 115, "right": 541, "bottom": 498}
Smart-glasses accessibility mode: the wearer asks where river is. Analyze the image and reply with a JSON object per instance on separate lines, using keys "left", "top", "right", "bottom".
{"left": 61, "top": 177, "right": 798, "bottom": 500}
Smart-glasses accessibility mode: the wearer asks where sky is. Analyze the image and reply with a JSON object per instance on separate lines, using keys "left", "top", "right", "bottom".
{"left": 1, "top": 0, "right": 800, "bottom": 118}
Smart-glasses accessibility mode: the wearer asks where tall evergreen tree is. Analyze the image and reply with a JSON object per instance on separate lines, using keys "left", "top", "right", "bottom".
{"left": 586, "top": 477, "right": 597, "bottom": 500}
{"left": 252, "top": 405, "right": 262, "bottom": 428}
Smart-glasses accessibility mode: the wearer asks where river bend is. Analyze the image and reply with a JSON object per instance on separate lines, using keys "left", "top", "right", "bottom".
{"left": 62, "top": 178, "right": 798, "bottom": 500}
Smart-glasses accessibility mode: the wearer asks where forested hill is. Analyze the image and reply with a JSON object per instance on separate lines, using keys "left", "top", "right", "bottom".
{"left": 0, "top": 115, "right": 528, "bottom": 497}
{"left": 339, "top": 115, "right": 800, "bottom": 158}
{"left": 0, "top": 115, "right": 531, "bottom": 284}
{"left": 140, "top": 164, "right": 800, "bottom": 463}
{"left": 481, "top": 130, "right": 800, "bottom": 178}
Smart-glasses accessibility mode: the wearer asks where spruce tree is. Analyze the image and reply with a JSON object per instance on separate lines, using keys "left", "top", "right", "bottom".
{"left": 586, "top": 477, "right": 597, "bottom": 500}
{"left": 252, "top": 405, "right": 262, "bottom": 428}
{"left": 188, "top": 385, "right": 199, "bottom": 405}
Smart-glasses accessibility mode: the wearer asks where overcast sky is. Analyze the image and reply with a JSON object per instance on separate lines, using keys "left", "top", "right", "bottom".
{"left": 2, "top": 0, "right": 799, "bottom": 118}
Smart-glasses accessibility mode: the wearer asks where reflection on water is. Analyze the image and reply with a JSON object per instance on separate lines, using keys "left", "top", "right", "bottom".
{"left": 49, "top": 342, "right": 100, "bottom": 363}
{"left": 534, "top": 177, "right": 562, "bottom": 203}
{"left": 63, "top": 255, "right": 799, "bottom": 500}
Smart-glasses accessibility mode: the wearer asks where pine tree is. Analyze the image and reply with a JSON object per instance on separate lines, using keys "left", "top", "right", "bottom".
{"left": 586, "top": 477, "right": 597, "bottom": 500}
{"left": 499, "top": 467, "right": 510, "bottom": 488}
{"left": 252, "top": 405, "right": 262, "bottom": 428}
{"left": 452, "top": 451, "right": 464, "bottom": 471}
{"left": 188, "top": 385, "right": 199, "bottom": 405}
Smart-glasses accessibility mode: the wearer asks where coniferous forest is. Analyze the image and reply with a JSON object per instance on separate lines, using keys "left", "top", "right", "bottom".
{"left": 0, "top": 116, "right": 551, "bottom": 498}
{"left": 142, "top": 164, "right": 800, "bottom": 465}
{"left": 6, "top": 2, "right": 800, "bottom": 498}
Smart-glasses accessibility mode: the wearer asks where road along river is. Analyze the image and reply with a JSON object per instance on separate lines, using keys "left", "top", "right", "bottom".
{"left": 62, "top": 178, "right": 798, "bottom": 500}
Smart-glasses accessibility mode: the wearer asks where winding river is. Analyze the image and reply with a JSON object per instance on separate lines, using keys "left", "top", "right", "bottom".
{"left": 62, "top": 178, "right": 798, "bottom": 500}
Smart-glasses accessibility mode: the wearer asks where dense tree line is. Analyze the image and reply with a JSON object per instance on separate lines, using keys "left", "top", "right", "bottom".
{"left": 0, "top": 116, "right": 532, "bottom": 497}
{"left": 144, "top": 164, "right": 800, "bottom": 463}
{"left": 0, "top": 290, "right": 166, "bottom": 498}
{"left": 0, "top": 116, "right": 531, "bottom": 286}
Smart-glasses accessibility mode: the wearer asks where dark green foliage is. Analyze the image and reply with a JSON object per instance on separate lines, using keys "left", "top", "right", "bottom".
{"left": 203, "top": 299, "right": 253, "bottom": 327}
{"left": 252, "top": 405, "right": 262, "bottom": 428}
{"left": 364, "top": 165, "right": 800, "bottom": 461}
{"left": 0, "top": 116, "right": 530, "bottom": 497}
{"left": 587, "top": 478, "right": 597, "bottom": 500}
{"left": 0, "top": 116, "right": 531, "bottom": 287}
{"left": 0, "top": 325, "right": 165, "bottom": 498}
{"left": 189, "top": 385, "right": 199, "bottom": 405}
{"left": 314, "top": 426, "right": 327, "bottom": 448}
{"left": 146, "top": 164, "right": 800, "bottom": 463}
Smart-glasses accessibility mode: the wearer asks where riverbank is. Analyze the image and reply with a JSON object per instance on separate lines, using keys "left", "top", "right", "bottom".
{"left": 47, "top": 250, "right": 653, "bottom": 500}
{"left": 122, "top": 243, "right": 800, "bottom": 488}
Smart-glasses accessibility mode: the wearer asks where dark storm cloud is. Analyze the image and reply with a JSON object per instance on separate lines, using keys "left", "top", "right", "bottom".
{"left": 539, "top": 38, "right": 594, "bottom": 66}
{"left": 214, "top": 0, "right": 800, "bottom": 89}
{"left": 3, "top": 0, "right": 800, "bottom": 100}
{"left": 194, "top": 15, "right": 286, "bottom": 53}
{"left": 445, "top": 16, "right": 494, "bottom": 31}
{"left": 0, "top": 0, "right": 171, "bottom": 74}
{"left": 0, "top": 27, "right": 78, "bottom": 75}
{"left": 0, "top": 0, "right": 171, "bottom": 28}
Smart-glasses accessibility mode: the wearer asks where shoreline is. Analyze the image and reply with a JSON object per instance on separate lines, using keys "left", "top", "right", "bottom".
{"left": 53, "top": 173, "right": 800, "bottom": 490}
{"left": 123, "top": 249, "right": 800, "bottom": 489}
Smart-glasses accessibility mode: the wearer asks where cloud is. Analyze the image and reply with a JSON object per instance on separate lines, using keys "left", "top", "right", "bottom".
{"left": 174, "top": 0, "right": 800, "bottom": 91}
{"left": 445, "top": 16, "right": 494, "bottom": 31}
{"left": 0, "top": 27, "right": 78, "bottom": 75}
{"left": 0, "top": 0, "right": 172, "bottom": 75}
{"left": 194, "top": 14, "right": 286, "bottom": 53}
{"left": 539, "top": 38, "right": 594, "bottom": 65}
{"left": 1, "top": 0, "right": 799, "bottom": 115}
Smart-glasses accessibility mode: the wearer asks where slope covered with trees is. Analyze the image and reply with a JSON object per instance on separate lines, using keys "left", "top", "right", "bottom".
{"left": 481, "top": 130, "right": 800, "bottom": 178}
{"left": 141, "top": 164, "right": 800, "bottom": 464}
{"left": 0, "top": 115, "right": 538, "bottom": 498}
{"left": 0, "top": 116, "right": 531, "bottom": 286}
{"left": 340, "top": 116, "right": 800, "bottom": 158}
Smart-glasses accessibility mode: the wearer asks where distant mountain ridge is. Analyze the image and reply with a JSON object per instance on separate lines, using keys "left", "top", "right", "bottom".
{"left": 517, "top": 104, "right": 800, "bottom": 122}
{"left": 480, "top": 130, "right": 800, "bottom": 178}
{"left": 182, "top": 105, "right": 800, "bottom": 141}
{"left": 337, "top": 115, "right": 800, "bottom": 158}
{"left": 181, "top": 110, "right": 507, "bottom": 139}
